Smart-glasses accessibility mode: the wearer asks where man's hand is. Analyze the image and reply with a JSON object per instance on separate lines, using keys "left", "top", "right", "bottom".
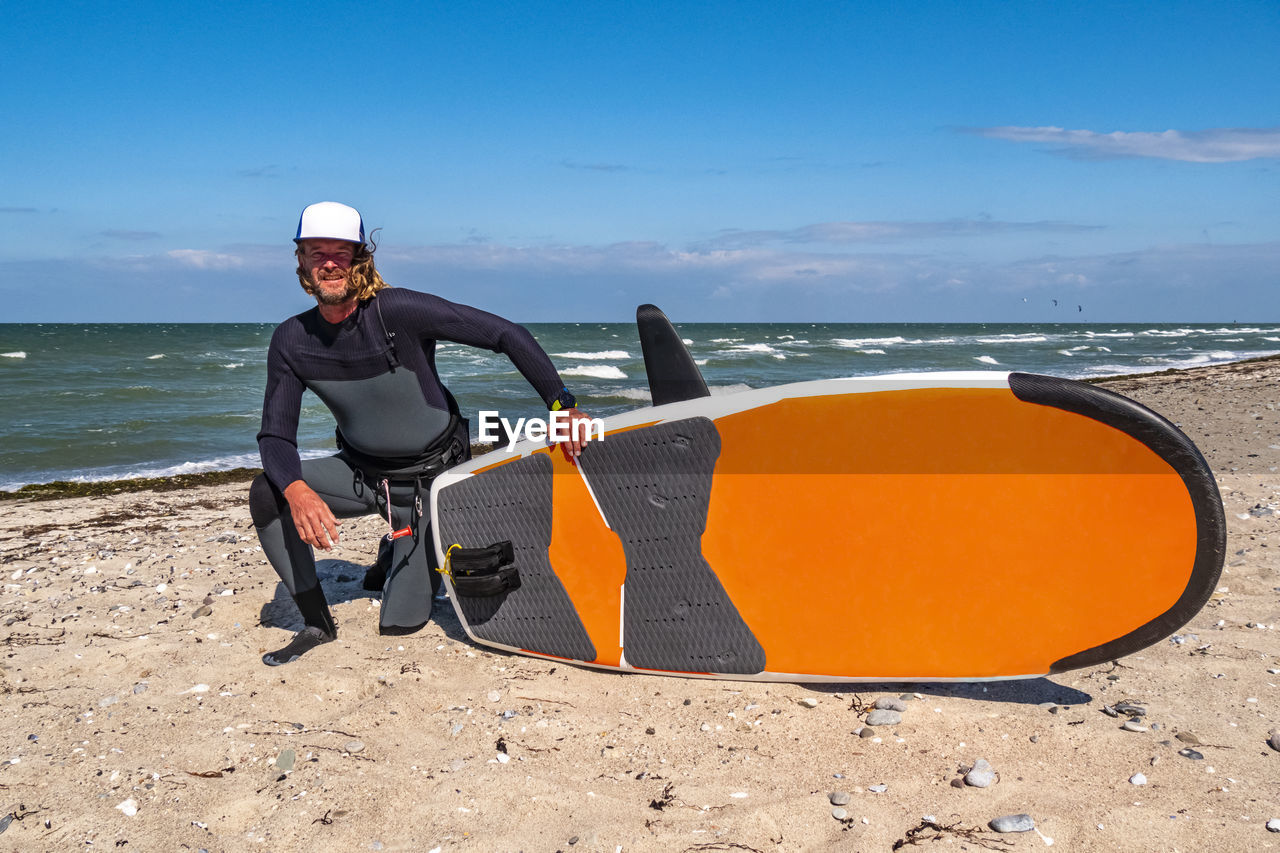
{"left": 284, "top": 481, "right": 340, "bottom": 549}
{"left": 557, "top": 407, "right": 595, "bottom": 462}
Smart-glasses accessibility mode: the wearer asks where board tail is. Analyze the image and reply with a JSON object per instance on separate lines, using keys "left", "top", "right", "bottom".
{"left": 1007, "top": 373, "right": 1226, "bottom": 672}
{"left": 637, "top": 304, "right": 710, "bottom": 406}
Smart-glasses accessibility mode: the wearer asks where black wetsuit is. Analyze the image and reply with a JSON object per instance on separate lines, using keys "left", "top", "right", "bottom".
{"left": 249, "top": 287, "right": 567, "bottom": 633}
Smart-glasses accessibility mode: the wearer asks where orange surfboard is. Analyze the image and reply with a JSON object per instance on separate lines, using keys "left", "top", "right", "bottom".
{"left": 430, "top": 372, "right": 1224, "bottom": 681}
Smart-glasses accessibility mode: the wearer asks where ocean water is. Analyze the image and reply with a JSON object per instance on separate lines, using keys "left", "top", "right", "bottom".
{"left": 2, "top": 321, "right": 1277, "bottom": 490}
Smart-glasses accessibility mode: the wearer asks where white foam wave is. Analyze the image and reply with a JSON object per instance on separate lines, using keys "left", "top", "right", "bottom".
{"left": 859, "top": 349, "right": 886, "bottom": 355}
{"left": 0, "top": 451, "right": 270, "bottom": 492}
{"left": 1085, "top": 331, "right": 1135, "bottom": 339}
{"left": 709, "top": 383, "right": 755, "bottom": 396}
{"left": 223, "top": 362, "right": 244, "bottom": 369}
{"left": 1139, "top": 350, "right": 1243, "bottom": 367}
{"left": 977, "top": 336, "right": 1048, "bottom": 344}
{"left": 682, "top": 338, "right": 694, "bottom": 346}
{"left": 599, "top": 388, "right": 653, "bottom": 402}
{"left": 834, "top": 336, "right": 907, "bottom": 348}
{"left": 974, "top": 355, "right": 1001, "bottom": 365}
{"left": 1, "top": 351, "right": 27, "bottom": 359}
{"left": 711, "top": 338, "right": 744, "bottom": 344}
{"left": 147, "top": 354, "right": 165, "bottom": 360}
{"left": 1075, "top": 349, "right": 1280, "bottom": 378}
{"left": 727, "top": 343, "right": 781, "bottom": 355}
{"left": 561, "top": 364, "right": 627, "bottom": 380}
{"left": 553, "top": 350, "right": 631, "bottom": 360}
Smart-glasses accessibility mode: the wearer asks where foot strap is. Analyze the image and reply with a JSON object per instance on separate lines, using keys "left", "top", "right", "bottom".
{"left": 439, "top": 541, "right": 521, "bottom": 597}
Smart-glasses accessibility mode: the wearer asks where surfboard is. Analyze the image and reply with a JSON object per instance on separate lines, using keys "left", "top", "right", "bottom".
{"left": 430, "top": 371, "right": 1224, "bottom": 682}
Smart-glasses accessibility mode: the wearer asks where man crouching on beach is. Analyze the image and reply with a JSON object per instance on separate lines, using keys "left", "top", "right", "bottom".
{"left": 250, "top": 201, "right": 593, "bottom": 666}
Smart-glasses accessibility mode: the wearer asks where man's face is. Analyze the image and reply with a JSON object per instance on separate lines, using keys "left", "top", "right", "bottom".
{"left": 297, "top": 238, "right": 358, "bottom": 305}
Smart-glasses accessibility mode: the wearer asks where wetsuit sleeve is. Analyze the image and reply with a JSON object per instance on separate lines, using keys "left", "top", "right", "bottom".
{"left": 390, "top": 290, "right": 569, "bottom": 406}
{"left": 257, "top": 327, "right": 307, "bottom": 489}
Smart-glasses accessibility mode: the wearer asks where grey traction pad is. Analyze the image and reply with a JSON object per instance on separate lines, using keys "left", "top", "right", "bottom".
{"left": 436, "top": 454, "right": 596, "bottom": 662}
{"left": 579, "top": 418, "right": 765, "bottom": 674}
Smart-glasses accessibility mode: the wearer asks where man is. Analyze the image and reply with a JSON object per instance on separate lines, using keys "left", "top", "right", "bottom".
{"left": 250, "top": 201, "right": 590, "bottom": 666}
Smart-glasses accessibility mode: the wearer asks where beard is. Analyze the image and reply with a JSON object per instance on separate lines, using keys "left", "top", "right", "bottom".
{"left": 308, "top": 269, "right": 356, "bottom": 305}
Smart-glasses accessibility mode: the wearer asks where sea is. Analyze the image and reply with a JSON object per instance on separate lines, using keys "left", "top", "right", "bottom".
{"left": 2, "top": 322, "right": 1278, "bottom": 490}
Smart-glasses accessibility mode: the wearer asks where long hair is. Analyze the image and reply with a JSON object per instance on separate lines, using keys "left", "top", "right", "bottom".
{"left": 295, "top": 229, "right": 389, "bottom": 301}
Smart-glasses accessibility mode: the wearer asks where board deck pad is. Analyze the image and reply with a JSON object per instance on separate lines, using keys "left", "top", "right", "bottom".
{"left": 434, "top": 453, "right": 596, "bottom": 662}
{"left": 578, "top": 418, "right": 765, "bottom": 674}
{"left": 431, "top": 371, "right": 1225, "bottom": 682}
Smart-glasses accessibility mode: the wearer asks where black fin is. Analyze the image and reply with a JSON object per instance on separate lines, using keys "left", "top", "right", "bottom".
{"left": 637, "top": 304, "right": 710, "bottom": 406}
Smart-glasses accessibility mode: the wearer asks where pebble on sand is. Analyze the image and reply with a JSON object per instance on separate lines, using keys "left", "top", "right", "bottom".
{"left": 1267, "top": 730, "right": 1280, "bottom": 752}
{"left": 865, "top": 709, "right": 901, "bottom": 727}
{"left": 964, "top": 758, "right": 996, "bottom": 788}
{"left": 873, "top": 697, "right": 907, "bottom": 712}
{"left": 829, "top": 791, "right": 851, "bottom": 806}
{"left": 1267, "top": 818, "right": 1280, "bottom": 833}
{"left": 116, "top": 799, "right": 138, "bottom": 817}
{"left": 989, "top": 814, "right": 1035, "bottom": 833}
{"left": 344, "top": 740, "right": 365, "bottom": 754}
{"left": 1129, "top": 773, "right": 1147, "bottom": 785}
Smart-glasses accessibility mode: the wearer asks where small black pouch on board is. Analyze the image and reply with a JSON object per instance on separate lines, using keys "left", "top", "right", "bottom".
{"left": 447, "top": 541, "right": 521, "bottom": 597}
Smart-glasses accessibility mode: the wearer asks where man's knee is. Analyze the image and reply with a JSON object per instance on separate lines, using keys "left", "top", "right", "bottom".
{"left": 249, "top": 474, "right": 286, "bottom": 527}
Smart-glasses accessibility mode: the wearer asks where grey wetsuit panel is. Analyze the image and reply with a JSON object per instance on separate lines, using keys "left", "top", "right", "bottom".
{"left": 436, "top": 453, "right": 596, "bottom": 662}
{"left": 308, "top": 369, "right": 452, "bottom": 458}
{"left": 579, "top": 418, "right": 765, "bottom": 674}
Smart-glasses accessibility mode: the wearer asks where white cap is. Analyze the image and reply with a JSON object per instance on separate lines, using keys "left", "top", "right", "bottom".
{"left": 294, "top": 201, "right": 365, "bottom": 244}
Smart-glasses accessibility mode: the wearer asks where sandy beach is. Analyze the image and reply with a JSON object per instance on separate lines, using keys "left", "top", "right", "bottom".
{"left": 2, "top": 360, "right": 1278, "bottom": 852}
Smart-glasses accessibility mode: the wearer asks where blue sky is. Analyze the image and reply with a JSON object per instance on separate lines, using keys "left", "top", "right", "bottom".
{"left": 4, "top": 0, "right": 1277, "bottom": 322}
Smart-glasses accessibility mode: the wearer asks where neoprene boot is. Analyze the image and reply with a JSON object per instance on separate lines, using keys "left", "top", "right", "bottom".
{"left": 262, "top": 586, "right": 337, "bottom": 666}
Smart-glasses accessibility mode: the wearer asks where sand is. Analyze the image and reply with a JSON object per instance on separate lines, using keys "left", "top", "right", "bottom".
{"left": 1, "top": 360, "right": 1278, "bottom": 852}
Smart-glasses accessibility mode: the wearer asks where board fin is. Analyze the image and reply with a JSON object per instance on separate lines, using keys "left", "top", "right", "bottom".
{"left": 637, "top": 303, "right": 710, "bottom": 406}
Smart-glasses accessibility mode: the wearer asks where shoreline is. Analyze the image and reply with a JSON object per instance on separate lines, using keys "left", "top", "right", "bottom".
{"left": 5, "top": 353, "right": 1279, "bottom": 502}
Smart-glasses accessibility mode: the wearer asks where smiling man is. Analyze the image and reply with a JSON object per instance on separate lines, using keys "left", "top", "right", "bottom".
{"left": 250, "top": 201, "right": 590, "bottom": 666}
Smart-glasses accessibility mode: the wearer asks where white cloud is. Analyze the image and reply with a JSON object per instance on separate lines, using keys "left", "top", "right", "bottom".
{"left": 967, "top": 125, "right": 1280, "bottom": 162}
{"left": 383, "top": 236, "right": 1280, "bottom": 304}
{"left": 166, "top": 249, "right": 246, "bottom": 270}
{"left": 702, "top": 219, "right": 1101, "bottom": 248}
